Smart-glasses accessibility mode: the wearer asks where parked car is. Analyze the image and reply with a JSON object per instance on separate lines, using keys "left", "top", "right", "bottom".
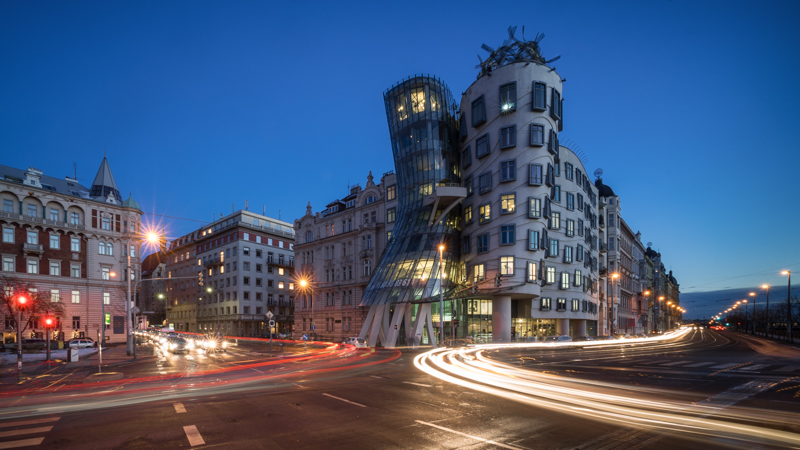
{"left": 543, "top": 335, "right": 573, "bottom": 343}
{"left": 68, "top": 338, "right": 95, "bottom": 349}
{"left": 342, "top": 337, "right": 367, "bottom": 348}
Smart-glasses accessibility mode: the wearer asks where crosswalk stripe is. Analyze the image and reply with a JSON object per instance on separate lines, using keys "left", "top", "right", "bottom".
{"left": 0, "top": 417, "right": 59, "bottom": 429}
{"left": 776, "top": 366, "right": 800, "bottom": 372}
{"left": 184, "top": 425, "right": 205, "bottom": 446}
{"left": 660, "top": 361, "right": 692, "bottom": 366}
{"left": 0, "top": 426, "right": 53, "bottom": 438}
{"left": 710, "top": 363, "right": 739, "bottom": 369}
{"left": 683, "top": 362, "right": 714, "bottom": 367}
{"left": 0, "top": 437, "right": 45, "bottom": 449}
{"left": 738, "top": 364, "right": 769, "bottom": 371}
{"left": 174, "top": 403, "right": 186, "bottom": 413}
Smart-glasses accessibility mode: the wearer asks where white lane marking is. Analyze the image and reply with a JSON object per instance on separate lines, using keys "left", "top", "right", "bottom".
{"left": 414, "top": 420, "right": 522, "bottom": 449}
{"left": 184, "top": 425, "right": 205, "bottom": 446}
{"left": 159, "top": 371, "right": 167, "bottom": 374}
{"left": 0, "top": 417, "right": 59, "bottom": 429}
{"left": 370, "top": 375, "right": 383, "bottom": 379}
{"left": 660, "top": 361, "right": 692, "bottom": 366}
{"left": 0, "top": 426, "right": 54, "bottom": 438}
{"left": 776, "top": 366, "right": 800, "bottom": 372}
{"left": 174, "top": 403, "right": 187, "bottom": 413}
{"left": 737, "top": 364, "right": 769, "bottom": 371}
{"left": 0, "top": 438, "right": 45, "bottom": 449}
{"left": 684, "top": 362, "right": 715, "bottom": 367}
{"left": 185, "top": 355, "right": 194, "bottom": 360}
{"left": 403, "top": 381, "right": 432, "bottom": 387}
{"left": 322, "top": 393, "right": 366, "bottom": 407}
{"left": 710, "top": 363, "right": 739, "bottom": 369}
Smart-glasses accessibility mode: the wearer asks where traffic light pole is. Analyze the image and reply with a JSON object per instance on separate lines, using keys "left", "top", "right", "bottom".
{"left": 17, "top": 306, "right": 22, "bottom": 378}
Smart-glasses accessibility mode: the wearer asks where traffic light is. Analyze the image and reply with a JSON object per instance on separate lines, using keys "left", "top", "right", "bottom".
{"left": 198, "top": 271, "right": 204, "bottom": 287}
{"left": 44, "top": 316, "right": 54, "bottom": 328}
{"left": 494, "top": 273, "right": 502, "bottom": 288}
{"left": 471, "top": 285, "right": 478, "bottom": 294}
{"left": 16, "top": 294, "right": 29, "bottom": 309}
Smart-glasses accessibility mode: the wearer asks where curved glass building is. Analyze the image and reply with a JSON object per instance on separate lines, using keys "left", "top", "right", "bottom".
{"left": 359, "top": 75, "right": 464, "bottom": 347}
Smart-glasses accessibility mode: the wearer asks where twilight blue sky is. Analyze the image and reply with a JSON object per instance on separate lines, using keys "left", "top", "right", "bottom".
{"left": 1, "top": 0, "right": 799, "bottom": 296}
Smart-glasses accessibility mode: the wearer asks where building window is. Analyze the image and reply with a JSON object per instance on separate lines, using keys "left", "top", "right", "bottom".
{"left": 102, "top": 267, "right": 111, "bottom": 280}
{"left": 529, "top": 164, "right": 543, "bottom": 185}
{"left": 546, "top": 267, "right": 556, "bottom": 284}
{"left": 550, "top": 212, "right": 560, "bottom": 230}
{"left": 500, "top": 256, "right": 514, "bottom": 275}
{"left": 70, "top": 212, "right": 80, "bottom": 225}
{"left": 572, "top": 299, "right": 580, "bottom": 312}
{"left": 500, "top": 160, "right": 516, "bottom": 182}
{"left": 27, "top": 204, "right": 37, "bottom": 217}
{"left": 243, "top": 232, "right": 249, "bottom": 241}
{"left": 550, "top": 239, "right": 559, "bottom": 257}
{"left": 278, "top": 281, "right": 284, "bottom": 289}
{"left": 525, "top": 199, "right": 541, "bottom": 221}
{"left": 526, "top": 262, "right": 538, "bottom": 282}
{"left": 533, "top": 82, "right": 547, "bottom": 111}
{"left": 499, "top": 82, "right": 516, "bottom": 112}
{"left": 50, "top": 234, "right": 59, "bottom": 249}
{"left": 2, "top": 199, "right": 12, "bottom": 213}
{"left": 71, "top": 290, "right": 80, "bottom": 304}
{"left": 473, "top": 264, "right": 486, "bottom": 283}
{"left": 50, "top": 262, "right": 60, "bottom": 276}
{"left": 608, "top": 213, "right": 615, "bottom": 227}
{"left": 566, "top": 220, "right": 575, "bottom": 237}
{"left": 476, "top": 134, "right": 490, "bottom": 158}
{"left": 528, "top": 230, "right": 540, "bottom": 251}
{"left": 244, "top": 276, "right": 250, "bottom": 285}
{"left": 462, "top": 235, "right": 471, "bottom": 254}
{"left": 500, "top": 125, "right": 516, "bottom": 149}
{"left": 27, "top": 259, "right": 38, "bottom": 274}
{"left": 477, "top": 234, "right": 489, "bottom": 254}
{"left": 578, "top": 220, "right": 584, "bottom": 236}
{"left": 577, "top": 245, "right": 584, "bottom": 261}
{"left": 478, "top": 171, "right": 492, "bottom": 193}
{"left": 464, "top": 205, "right": 473, "bottom": 224}
{"left": 541, "top": 297, "right": 551, "bottom": 311}
{"left": 479, "top": 203, "right": 491, "bottom": 224}
{"left": 387, "top": 185, "right": 396, "bottom": 201}
{"left": 462, "top": 145, "right": 472, "bottom": 169}
{"left": 565, "top": 246, "right": 573, "bottom": 263}
{"left": 565, "top": 163, "right": 574, "bottom": 181}
{"left": 104, "top": 292, "right": 111, "bottom": 305}
{"left": 2, "top": 256, "right": 13, "bottom": 272}
{"left": 567, "top": 193, "right": 574, "bottom": 210}
{"left": 27, "top": 230, "right": 38, "bottom": 245}
{"left": 553, "top": 185, "right": 561, "bottom": 203}
{"left": 551, "top": 88, "right": 562, "bottom": 119}
{"left": 51, "top": 289, "right": 60, "bottom": 303}
{"left": 500, "top": 224, "right": 515, "bottom": 245}
{"left": 243, "top": 262, "right": 250, "bottom": 271}
{"left": 530, "top": 124, "right": 544, "bottom": 146}
{"left": 577, "top": 194, "right": 584, "bottom": 211}
{"left": 243, "top": 246, "right": 250, "bottom": 256}
{"left": 500, "top": 194, "right": 515, "bottom": 214}
{"left": 471, "top": 95, "right": 486, "bottom": 126}
{"left": 387, "top": 208, "right": 396, "bottom": 223}
{"left": 557, "top": 298, "right": 567, "bottom": 311}
{"left": 464, "top": 175, "right": 473, "bottom": 196}
{"left": 101, "top": 217, "right": 111, "bottom": 230}
{"left": 71, "top": 237, "right": 80, "bottom": 252}
{"left": 71, "top": 264, "right": 80, "bottom": 278}
{"left": 362, "top": 260, "right": 372, "bottom": 276}
{"left": 2, "top": 227, "right": 13, "bottom": 243}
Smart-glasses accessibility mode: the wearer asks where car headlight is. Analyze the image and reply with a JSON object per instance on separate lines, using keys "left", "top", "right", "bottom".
{"left": 222, "top": 341, "right": 228, "bottom": 348}
{"left": 187, "top": 341, "right": 195, "bottom": 349}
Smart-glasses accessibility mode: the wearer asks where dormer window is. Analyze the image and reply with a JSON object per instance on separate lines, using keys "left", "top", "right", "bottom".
{"left": 365, "top": 195, "right": 376, "bottom": 205}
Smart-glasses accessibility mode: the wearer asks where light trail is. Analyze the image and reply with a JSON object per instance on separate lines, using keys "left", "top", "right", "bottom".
{"left": 414, "top": 328, "right": 800, "bottom": 448}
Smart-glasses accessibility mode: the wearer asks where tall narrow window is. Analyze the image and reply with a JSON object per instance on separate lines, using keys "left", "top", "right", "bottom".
{"left": 473, "top": 264, "right": 485, "bottom": 282}
{"left": 500, "top": 125, "right": 516, "bottom": 149}
{"left": 476, "top": 134, "right": 490, "bottom": 158}
{"left": 500, "top": 224, "right": 515, "bottom": 244}
{"left": 500, "top": 160, "right": 516, "bottom": 182}
{"left": 528, "top": 197, "right": 541, "bottom": 219}
{"left": 529, "top": 164, "right": 543, "bottom": 185}
{"left": 462, "top": 145, "right": 472, "bottom": 169}
{"left": 550, "top": 212, "right": 561, "bottom": 230}
{"left": 530, "top": 124, "right": 544, "bottom": 146}
{"left": 500, "top": 256, "right": 514, "bottom": 275}
{"left": 464, "top": 175, "right": 473, "bottom": 196}
{"left": 479, "top": 171, "right": 492, "bottom": 193}
{"left": 471, "top": 96, "right": 486, "bottom": 126}
{"left": 477, "top": 234, "right": 489, "bottom": 254}
{"left": 551, "top": 88, "right": 561, "bottom": 119}
{"left": 499, "top": 82, "right": 516, "bottom": 112}
{"left": 479, "top": 204, "right": 491, "bottom": 223}
{"left": 527, "top": 262, "right": 538, "bottom": 282}
{"left": 528, "top": 230, "right": 540, "bottom": 251}
{"left": 500, "top": 193, "right": 515, "bottom": 214}
{"left": 533, "top": 82, "right": 547, "bottom": 110}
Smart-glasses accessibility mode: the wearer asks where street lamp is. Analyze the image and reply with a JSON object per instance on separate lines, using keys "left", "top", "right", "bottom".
{"left": 781, "top": 271, "right": 792, "bottom": 343}
{"left": 438, "top": 244, "right": 445, "bottom": 346}
{"left": 762, "top": 284, "right": 770, "bottom": 338}
{"left": 297, "top": 276, "right": 314, "bottom": 340}
{"left": 610, "top": 272, "right": 620, "bottom": 336}
{"left": 644, "top": 290, "right": 651, "bottom": 334}
{"left": 748, "top": 292, "right": 756, "bottom": 335}
{"left": 657, "top": 296, "right": 665, "bottom": 332}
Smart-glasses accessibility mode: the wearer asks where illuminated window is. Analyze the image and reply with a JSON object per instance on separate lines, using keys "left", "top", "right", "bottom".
{"left": 51, "top": 289, "right": 60, "bottom": 303}
{"left": 546, "top": 267, "right": 556, "bottom": 284}
{"left": 501, "top": 193, "right": 515, "bottom": 214}
{"left": 104, "top": 292, "right": 110, "bottom": 305}
{"left": 387, "top": 185, "right": 396, "bottom": 201}
{"left": 529, "top": 197, "right": 541, "bottom": 219}
{"left": 464, "top": 205, "right": 472, "bottom": 223}
{"left": 499, "top": 82, "right": 516, "bottom": 112}
{"left": 395, "top": 92, "right": 408, "bottom": 121}
{"left": 500, "top": 256, "right": 514, "bottom": 275}
{"left": 387, "top": 208, "right": 396, "bottom": 223}
{"left": 27, "top": 259, "right": 38, "bottom": 274}
{"left": 550, "top": 212, "right": 560, "bottom": 230}
{"left": 278, "top": 281, "right": 284, "bottom": 289}
{"left": 479, "top": 204, "right": 491, "bottom": 224}
{"left": 527, "top": 262, "right": 538, "bottom": 282}
{"left": 473, "top": 264, "right": 485, "bottom": 283}
{"left": 71, "top": 290, "right": 80, "bottom": 304}
{"left": 50, "top": 262, "right": 60, "bottom": 276}
{"left": 411, "top": 88, "right": 426, "bottom": 113}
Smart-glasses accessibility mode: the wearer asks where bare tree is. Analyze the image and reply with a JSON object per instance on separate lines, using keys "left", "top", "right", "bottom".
{"left": 0, "top": 274, "right": 65, "bottom": 336}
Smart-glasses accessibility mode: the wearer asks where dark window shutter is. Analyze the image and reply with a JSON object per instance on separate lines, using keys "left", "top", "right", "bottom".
{"left": 91, "top": 209, "right": 97, "bottom": 228}
{"left": 115, "top": 214, "right": 121, "bottom": 232}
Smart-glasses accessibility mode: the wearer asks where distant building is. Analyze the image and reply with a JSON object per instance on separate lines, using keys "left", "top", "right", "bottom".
{"left": 164, "top": 210, "right": 296, "bottom": 336}
{"left": 139, "top": 251, "right": 167, "bottom": 327}
{"left": 292, "top": 171, "right": 397, "bottom": 342}
{"left": 0, "top": 158, "right": 143, "bottom": 343}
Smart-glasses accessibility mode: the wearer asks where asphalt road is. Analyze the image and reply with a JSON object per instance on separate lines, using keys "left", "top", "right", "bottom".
{"left": 0, "top": 329, "right": 798, "bottom": 449}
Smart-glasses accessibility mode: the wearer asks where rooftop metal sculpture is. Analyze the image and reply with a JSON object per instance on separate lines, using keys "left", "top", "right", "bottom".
{"left": 476, "top": 26, "right": 561, "bottom": 79}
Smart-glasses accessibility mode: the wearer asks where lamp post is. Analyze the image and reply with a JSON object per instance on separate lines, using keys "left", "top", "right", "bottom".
{"left": 438, "top": 244, "right": 445, "bottom": 347}
{"left": 643, "top": 291, "right": 651, "bottom": 334}
{"left": 610, "top": 273, "right": 620, "bottom": 336}
{"left": 657, "top": 296, "right": 664, "bottom": 333}
{"left": 781, "top": 271, "right": 792, "bottom": 343}
{"left": 762, "top": 284, "right": 770, "bottom": 338}
{"left": 745, "top": 296, "right": 753, "bottom": 334}
{"left": 298, "top": 278, "right": 312, "bottom": 341}
{"left": 15, "top": 293, "right": 28, "bottom": 379}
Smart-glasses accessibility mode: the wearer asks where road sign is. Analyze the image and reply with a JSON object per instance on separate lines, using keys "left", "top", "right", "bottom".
{"left": 269, "top": 319, "right": 276, "bottom": 327}
{"left": 302, "top": 334, "right": 308, "bottom": 341}
{"left": 266, "top": 311, "right": 274, "bottom": 319}
{"left": 311, "top": 325, "right": 316, "bottom": 330}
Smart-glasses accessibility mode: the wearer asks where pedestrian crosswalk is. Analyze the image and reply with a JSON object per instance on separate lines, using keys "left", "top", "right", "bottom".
{"left": 0, "top": 416, "right": 59, "bottom": 449}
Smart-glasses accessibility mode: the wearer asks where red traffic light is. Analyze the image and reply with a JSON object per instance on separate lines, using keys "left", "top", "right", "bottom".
{"left": 45, "top": 317, "right": 54, "bottom": 326}
{"left": 17, "top": 295, "right": 29, "bottom": 305}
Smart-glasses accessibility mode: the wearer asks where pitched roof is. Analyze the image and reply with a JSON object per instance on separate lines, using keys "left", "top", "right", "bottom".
{"left": 89, "top": 157, "right": 122, "bottom": 202}
{"left": 0, "top": 164, "right": 91, "bottom": 198}
{"left": 122, "top": 193, "right": 141, "bottom": 211}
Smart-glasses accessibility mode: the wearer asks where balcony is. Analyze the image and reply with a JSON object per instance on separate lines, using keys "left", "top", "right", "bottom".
{"left": 599, "top": 216, "right": 605, "bottom": 228}
{"left": 204, "top": 256, "right": 223, "bottom": 268}
{"left": 0, "top": 211, "right": 85, "bottom": 231}
{"left": 23, "top": 243, "right": 43, "bottom": 255}
{"left": 267, "top": 260, "right": 294, "bottom": 272}
{"left": 599, "top": 242, "right": 608, "bottom": 253}
{"left": 422, "top": 184, "right": 467, "bottom": 226}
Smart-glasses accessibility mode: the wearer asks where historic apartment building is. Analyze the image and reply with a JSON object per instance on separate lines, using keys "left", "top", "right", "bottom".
{"left": 293, "top": 171, "right": 397, "bottom": 342}
{"left": 0, "top": 158, "right": 143, "bottom": 343}
{"left": 164, "top": 210, "right": 296, "bottom": 337}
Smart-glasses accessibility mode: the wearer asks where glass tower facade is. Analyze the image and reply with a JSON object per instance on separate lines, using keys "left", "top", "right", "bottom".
{"left": 360, "top": 75, "right": 462, "bottom": 307}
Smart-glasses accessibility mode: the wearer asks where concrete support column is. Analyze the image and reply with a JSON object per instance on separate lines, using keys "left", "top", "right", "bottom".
{"left": 556, "top": 318, "right": 569, "bottom": 336}
{"left": 574, "top": 319, "right": 587, "bottom": 337}
{"left": 492, "top": 296, "right": 512, "bottom": 343}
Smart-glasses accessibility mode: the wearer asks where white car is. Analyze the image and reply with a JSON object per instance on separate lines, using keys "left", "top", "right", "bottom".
{"left": 343, "top": 337, "right": 367, "bottom": 348}
{"left": 68, "top": 338, "right": 95, "bottom": 349}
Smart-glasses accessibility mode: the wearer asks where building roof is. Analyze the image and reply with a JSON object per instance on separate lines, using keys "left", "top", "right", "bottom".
{"left": 89, "top": 157, "right": 122, "bottom": 202}
{"left": 594, "top": 179, "right": 616, "bottom": 197}
{"left": 141, "top": 252, "right": 164, "bottom": 275}
{"left": 122, "top": 193, "right": 141, "bottom": 211}
{"left": 0, "top": 164, "right": 91, "bottom": 198}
